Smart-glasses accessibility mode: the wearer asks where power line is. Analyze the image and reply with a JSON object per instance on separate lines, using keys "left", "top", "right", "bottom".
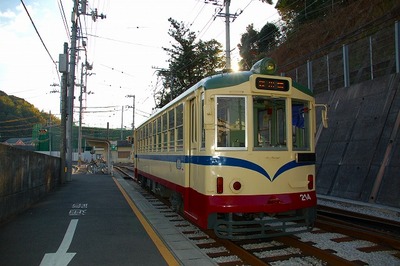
{"left": 57, "top": 0, "right": 71, "bottom": 41}
{"left": 0, "top": 116, "right": 43, "bottom": 124}
{"left": 20, "top": 0, "right": 56, "bottom": 64}
{"left": 86, "top": 33, "right": 161, "bottom": 49}
{"left": 99, "top": 64, "right": 136, "bottom": 77}
{"left": 20, "top": 0, "right": 61, "bottom": 87}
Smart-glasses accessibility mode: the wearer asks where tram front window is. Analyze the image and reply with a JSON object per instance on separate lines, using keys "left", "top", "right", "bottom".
{"left": 216, "top": 96, "right": 246, "bottom": 148}
{"left": 292, "top": 100, "right": 311, "bottom": 150}
{"left": 253, "top": 96, "right": 287, "bottom": 150}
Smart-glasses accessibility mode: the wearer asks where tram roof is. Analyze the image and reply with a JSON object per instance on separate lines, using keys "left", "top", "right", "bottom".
{"left": 144, "top": 71, "right": 252, "bottom": 122}
{"left": 141, "top": 71, "right": 313, "bottom": 127}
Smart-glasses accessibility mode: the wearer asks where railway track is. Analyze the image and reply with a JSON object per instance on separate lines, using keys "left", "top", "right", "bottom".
{"left": 113, "top": 166, "right": 400, "bottom": 265}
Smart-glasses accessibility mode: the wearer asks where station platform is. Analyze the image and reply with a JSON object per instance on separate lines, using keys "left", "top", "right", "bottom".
{"left": 0, "top": 172, "right": 216, "bottom": 266}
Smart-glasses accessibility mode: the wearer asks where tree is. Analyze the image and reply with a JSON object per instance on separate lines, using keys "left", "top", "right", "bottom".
{"left": 0, "top": 90, "right": 60, "bottom": 142}
{"left": 237, "top": 24, "right": 259, "bottom": 70}
{"left": 258, "top": 23, "right": 281, "bottom": 53}
{"left": 237, "top": 23, "right": 281, "bottom": 70}
{"left": 154, "top": 18, "right": 225, "bottom": 108}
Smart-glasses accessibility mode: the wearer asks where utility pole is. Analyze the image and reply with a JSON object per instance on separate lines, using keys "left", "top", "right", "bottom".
{"left": 49, "top": 111, "right": 52, "bottom": 155}
{"left": 224, "top": 0, "right": 232, "bottom": 70}
{"left": 78, "top": 60, "right": 93, "bottom": 166}
{"left": 66, "top": 0, "right": 79, "bottom": 182}
{"left": 208, "top": 0, "right": 242, "bottom": 70}
{"left": 126, "top": 95, "right": 135, "bottom": 130}
{"left": 59, "top": 42, "right": 68, "bottom": 184}
{"left": 66, "top": 0, "right": 106, "bottom": 181}
{"left": 120, "top": 106, "right": 124, "bottom": 140}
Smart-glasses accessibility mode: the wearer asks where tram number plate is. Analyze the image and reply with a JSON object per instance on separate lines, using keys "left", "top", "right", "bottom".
{"left": 300, "top": 193, "right": 312, "bottom": 201}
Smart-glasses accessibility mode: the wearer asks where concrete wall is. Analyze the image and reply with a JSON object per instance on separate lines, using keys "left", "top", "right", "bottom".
{"left": 0, "top": 144, "right": 61, "bottom": 223}
{"left": 316, "top": 73, "right": 400, "bottom": 208}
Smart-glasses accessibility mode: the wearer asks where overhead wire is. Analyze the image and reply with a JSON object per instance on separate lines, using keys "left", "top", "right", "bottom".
{"left": 57, "top": 0, "right": 71, "bottom": 41}
{"left": 20, "top": 0, "right": 56, "bottom": 64}
{"left": 20, "top": 0, "right": 61, "bottom": 86}
{"left": 0, "top": 116, "right": 43, "bottom": 124}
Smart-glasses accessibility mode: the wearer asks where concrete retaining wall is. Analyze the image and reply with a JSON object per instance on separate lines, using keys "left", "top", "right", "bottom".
{"left": 316, "top": 73, "right": 400, "bottom": 208}
{"left": 0, "top": 144, "right": 61, "bottom": 223}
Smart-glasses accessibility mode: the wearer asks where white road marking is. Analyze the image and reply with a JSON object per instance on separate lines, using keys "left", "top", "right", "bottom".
{"left": 40, "top": 219, "right": 79, "bottom": 266}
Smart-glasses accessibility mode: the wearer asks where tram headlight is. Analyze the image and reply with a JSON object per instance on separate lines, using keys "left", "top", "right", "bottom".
{"left": 233, "top": 181, "right": 241, "bottom": 191}
{"left": 250, "top": 58, "right": 277, "bottom": 75}
{"left": 229, "top": 179, "right": 243, "bottom": 193}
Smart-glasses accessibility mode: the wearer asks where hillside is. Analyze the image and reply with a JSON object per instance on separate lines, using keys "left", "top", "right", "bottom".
{"left": 270, "top": 0, "right": 400, "bottom": 72}
{"left": 0, "top": 90, "right": 58, "bottom": 142}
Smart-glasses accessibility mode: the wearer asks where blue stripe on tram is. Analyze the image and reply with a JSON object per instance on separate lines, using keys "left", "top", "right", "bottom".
{"left": 136, "top": 154, "right": 314, "bottom": 182}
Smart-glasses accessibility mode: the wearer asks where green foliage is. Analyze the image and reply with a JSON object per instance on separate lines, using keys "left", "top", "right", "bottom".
{"left": 154, "top": 18, "right": 225, "bottom": 108}
{"left": 258, "top": 23, "right": 281, "bottom": 53}
{"left": 238, "top": 23, "right": 281, "bottom": 70}
{"left": 0, "top": 90, "right": 133, "bottom": 150}
{"left": 0, "top": 90, "right": 59, "bottom": 142}
{"left": 238, "top": 24, "right": 259, "bottom": 70}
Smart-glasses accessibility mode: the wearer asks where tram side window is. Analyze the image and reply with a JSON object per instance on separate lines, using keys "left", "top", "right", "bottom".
{"left": 152, "top": 120, "right": 156, "bottom": 152}
{"left": 216, "top": 96, "right": 246, "bottom": 148}
{"left": 292, "top": 100, "right": 310, "bottom": 150}
{"left": 169, "top": 109, "right": 175, "bottom": 151}
{"left": 162, "top": 113, "right": 168, "bottom": 151}
{"left": 157, "top": 117, "right": 161, "bottom": 151}
{"left": 138, "top": 128, "right": 143, "bottom": 152}
{"left": 148, "top": 123, "right": 153, "bottom": 152}
{"left": 147, "top": 124, "right": 151, "bottom": 152}
{"left": 144, "top": 124, "right": 148, "bottom": 152}
{"left": 176, "top": 104, "right": 183, "bottom": 150}
{"left": 253, "top": 96, "right": 287, "bottom": 150}
{"left": 141, "top": 127, "right": 145, "bottom": 152}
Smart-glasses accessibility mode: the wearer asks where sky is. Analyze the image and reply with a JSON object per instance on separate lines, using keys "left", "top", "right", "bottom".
{"left": 0, "top": 0, "right": 280, "bottom": 129}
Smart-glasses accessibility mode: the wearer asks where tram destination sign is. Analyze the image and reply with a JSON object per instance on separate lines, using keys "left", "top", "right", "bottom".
{"left": 255, "top": 77, "right": 289, "bottom": 92}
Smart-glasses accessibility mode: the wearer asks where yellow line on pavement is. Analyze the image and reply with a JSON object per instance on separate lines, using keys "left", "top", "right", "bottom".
{"left": 112, "top": 176, "right": 180, "bottom": 266}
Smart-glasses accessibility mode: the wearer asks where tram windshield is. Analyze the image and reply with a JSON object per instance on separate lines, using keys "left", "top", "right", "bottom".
{"left": 216, "top": 96, "right": 246, "bottom": 148}
{"left": 253, "top": 96, "right": 287, "bottom": 150}
{"left": 292, "top": 100, "right": 311, "bottom": 150}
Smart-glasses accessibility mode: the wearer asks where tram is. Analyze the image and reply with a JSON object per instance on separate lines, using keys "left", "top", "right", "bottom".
{"left": 134, "top": 58, "right": 327, "bottom": 239}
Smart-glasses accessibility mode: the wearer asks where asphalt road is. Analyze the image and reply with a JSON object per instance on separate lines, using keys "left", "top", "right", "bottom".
{"left": 0, "top": 173, "right": 169, "bottom": 266}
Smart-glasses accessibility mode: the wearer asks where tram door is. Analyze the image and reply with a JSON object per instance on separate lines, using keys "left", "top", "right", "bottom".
{"left": 189, "top": 98, "right": 198, "bottom": 212}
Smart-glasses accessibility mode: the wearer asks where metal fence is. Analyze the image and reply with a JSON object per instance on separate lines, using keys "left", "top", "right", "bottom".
{"left": 283, "top": 21, "right": 400, "bottom": 94}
